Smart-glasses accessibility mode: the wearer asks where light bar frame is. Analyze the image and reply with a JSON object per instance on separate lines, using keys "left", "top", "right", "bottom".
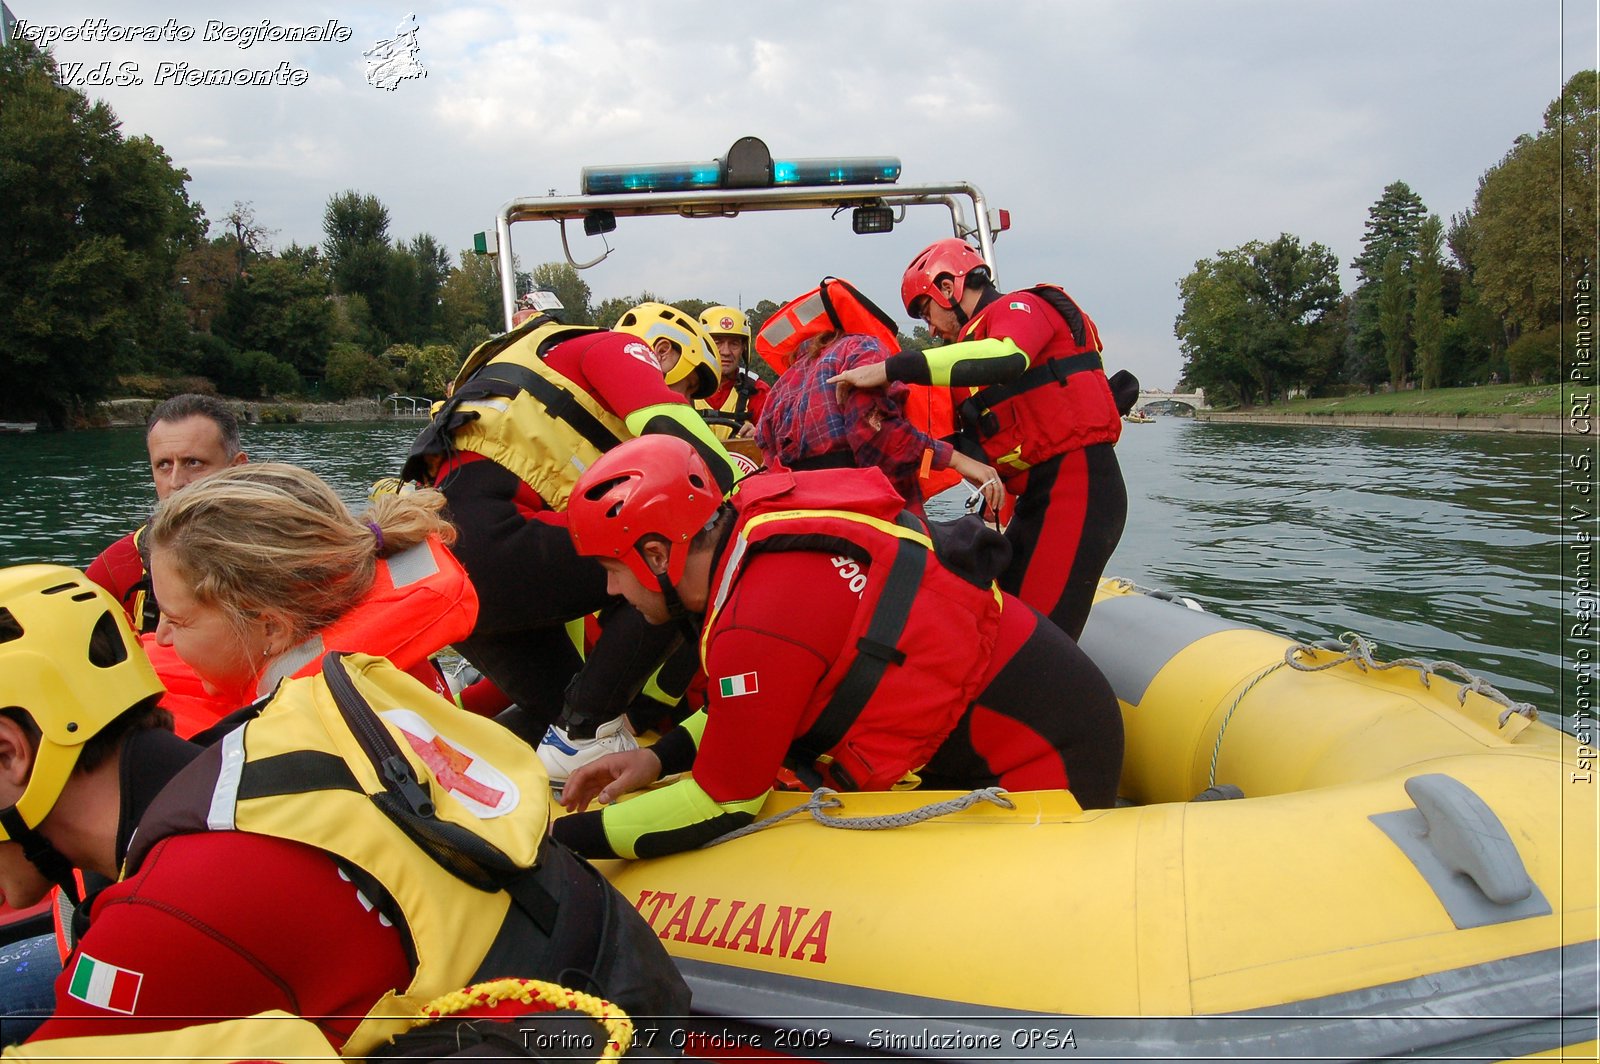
{"left": 492, "top": 181, "right": 998, "bottom": 330}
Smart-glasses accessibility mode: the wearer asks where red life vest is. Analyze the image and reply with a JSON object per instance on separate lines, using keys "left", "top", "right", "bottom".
{"left": 755, "top": 277, "right": 900, "bottom": 374}
{"left": 956, "top": 285, "right": 1121, "bottom": 470}
{"left": 706, "top": 468, "right": 1003, "bottom": 791}
{"left": 146, "top": 535, "right": 476, "bottom": 727}
{"left": 85, "top": 526, "right": 160, "bottom": 634}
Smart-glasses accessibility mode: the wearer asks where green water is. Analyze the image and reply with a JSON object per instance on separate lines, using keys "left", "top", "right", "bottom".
{"left": 0, "top": 418, "right": 1571, "bottom": 712}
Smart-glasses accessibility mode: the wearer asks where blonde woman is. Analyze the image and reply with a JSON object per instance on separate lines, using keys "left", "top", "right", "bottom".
{"left": 145, "top": 463, "right": 477, "bottom": 710}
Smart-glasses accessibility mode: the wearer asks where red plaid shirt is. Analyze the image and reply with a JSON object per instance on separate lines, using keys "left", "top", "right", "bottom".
{"left": 754, "top": 334, "right": 953, "bottom": 506}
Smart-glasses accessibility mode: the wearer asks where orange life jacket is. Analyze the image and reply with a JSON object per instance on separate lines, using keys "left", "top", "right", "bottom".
{"left": 903, "top": 383, "right": 964, "bottom": 499}
{"left": 755, "top": 277, "right": 899, "bottom": 374}
{"left": 146, "top": 535, "right": 477, "bottom": 728}
{"left": 706, "top": 468, "right": 1004, "bottom": 791}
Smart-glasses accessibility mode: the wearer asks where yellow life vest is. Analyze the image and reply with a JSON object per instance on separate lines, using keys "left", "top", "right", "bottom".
{"left": 124, "top": 654, "right": 557, "bottom": 1057}
{"left": 403, "top": 316, "right": 633, "bottom": 510}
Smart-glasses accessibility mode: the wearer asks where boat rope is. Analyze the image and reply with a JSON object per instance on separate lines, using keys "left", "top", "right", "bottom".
{"left": 1207, "top": 632, "right": 1541, "bottom": 788}
{"left": 704, "top": 787, "right": 1015, "bottom": 848}
{"left": 1285, "top": 632, "right": 1539, "bottom": 727}
{"left": 1206, "top": 658, "right": 1291, "bottom": 788}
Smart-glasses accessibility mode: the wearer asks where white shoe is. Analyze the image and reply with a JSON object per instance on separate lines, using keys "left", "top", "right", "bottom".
{"left": 537, "top": 716, "right": 637, "bottom": 784}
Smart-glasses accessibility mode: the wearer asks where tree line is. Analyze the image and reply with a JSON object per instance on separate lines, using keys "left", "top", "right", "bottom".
{"left": 1176, "top": 72, "right": 1594, "bottom": 406}
{"left": 2, "top": 39, "right": 853, "bottom": 428}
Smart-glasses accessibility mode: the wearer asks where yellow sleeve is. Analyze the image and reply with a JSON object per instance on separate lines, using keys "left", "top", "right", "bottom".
{"left": 624, "top": 402, "right": 741, "bottom": 493}
{"left": 600, "top": 776, "right": 768, "bottom": 859}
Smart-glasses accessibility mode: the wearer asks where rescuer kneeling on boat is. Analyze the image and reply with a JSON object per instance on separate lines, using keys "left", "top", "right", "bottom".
{"left": 0, "top": 565, "right": 688, "bottom": 1056}
{"left": 403, "top": 302, "right": 740, "bottom": 780}
{"left": 551, "top": 437, "right": 1124, "bottom": 860}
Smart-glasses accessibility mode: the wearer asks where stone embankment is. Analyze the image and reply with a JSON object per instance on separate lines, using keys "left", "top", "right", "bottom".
{"left": 100, "top": 397, "right": 417, "bottom": 427}
{"left": 1198, "top": 410, "right": 1568, "bottom": 435}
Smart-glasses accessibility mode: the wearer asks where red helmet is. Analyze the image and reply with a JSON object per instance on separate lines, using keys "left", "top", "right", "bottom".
{"left": 900, "top": 238, "right": 988, "bottom": 316}
{"left": 568, "top": 437, "right": 722, "bottom": 591}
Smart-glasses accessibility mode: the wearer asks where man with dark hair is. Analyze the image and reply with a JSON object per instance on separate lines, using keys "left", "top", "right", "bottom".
{"left": 84, "top": 394, "right": 247, "bottom": 633}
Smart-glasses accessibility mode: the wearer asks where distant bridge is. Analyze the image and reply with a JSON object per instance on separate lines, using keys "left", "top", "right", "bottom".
{"left": 1135, "top": 389, "right": 1208, "bottom": 413}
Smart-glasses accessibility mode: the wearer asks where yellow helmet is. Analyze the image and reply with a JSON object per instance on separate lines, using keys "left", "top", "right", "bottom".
{"left": 0, "top": 565, "right": 163, "bottom": 841}
{"left": 614, "top": 302, "right": 719, "bottom": 400}
{"left": 698, "top": 305, "right": 751, "bottom": 343}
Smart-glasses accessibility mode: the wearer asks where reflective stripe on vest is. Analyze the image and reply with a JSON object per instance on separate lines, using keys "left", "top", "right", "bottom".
{"left": 124, "top": 654, "right": 556, "bottom": 1058}
{"left": 755, "top": 277, "right": 900, "bottom": 373}
{"left": 254, "top": 535, "right": 477, "bottom": 696}
{"left": 403, "top": 317, "right": 630, "bottom": 509}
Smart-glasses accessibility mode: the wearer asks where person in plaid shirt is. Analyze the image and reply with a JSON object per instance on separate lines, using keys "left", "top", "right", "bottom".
{"left": 754, "top": 330, "right": 1003, "bottom": 515}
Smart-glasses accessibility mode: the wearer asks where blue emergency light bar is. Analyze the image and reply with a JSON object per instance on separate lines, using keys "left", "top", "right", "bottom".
{"left": 580, "top": 161, "right": 724, "bottom": 195}
{"left": 581, "top": 152, "right": 901, "bottom": 196}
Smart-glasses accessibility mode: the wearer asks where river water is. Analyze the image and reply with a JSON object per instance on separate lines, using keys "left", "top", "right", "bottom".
{"left": 0, "top": 417, "right": 1569, "bottom": 714}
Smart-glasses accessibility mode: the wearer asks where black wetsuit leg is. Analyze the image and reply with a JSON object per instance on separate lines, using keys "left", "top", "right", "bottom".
{"left": 920, "top": 600, "right": 1123, "bottom": 809}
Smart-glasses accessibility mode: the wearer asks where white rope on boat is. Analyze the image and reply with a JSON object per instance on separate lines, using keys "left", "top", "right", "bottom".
{"left": 1206, "top": 631, "right": 1541, "bottom": 788}
{"left": 1206, "top": 658, "right": 1291, "bottom": 788}
{"left": 703, "top": 787, "right": 1015, "bottom": 847}
{"left": 1286, "top": 632, "right": 1540, "bottom": 727}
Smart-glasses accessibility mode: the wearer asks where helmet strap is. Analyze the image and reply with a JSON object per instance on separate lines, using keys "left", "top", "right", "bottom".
{"left": 0, "top": 808, "right": 81, "bottom": 905}
{"left": 636, "top": 541, "right": 711, "bottom": 643}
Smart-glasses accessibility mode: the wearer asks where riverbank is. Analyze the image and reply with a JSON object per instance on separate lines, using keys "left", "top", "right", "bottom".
{"left": 1195, "top": 383, "right": 1580, "bottom": 435}
{"left": 1197, "top": 410, "right": 1568, "bottom": 434}
{"left": 98, "top": 397, "right": 429, "bottom": 428}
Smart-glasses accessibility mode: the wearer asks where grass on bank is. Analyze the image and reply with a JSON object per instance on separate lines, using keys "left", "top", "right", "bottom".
{"left": 1226, "top": 384, "right": 1567, "bottom": 418}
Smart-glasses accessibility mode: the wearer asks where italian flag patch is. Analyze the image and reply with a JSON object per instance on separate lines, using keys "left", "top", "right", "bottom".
{"left": 68, "top": 953, "right": 143, "bottom": 1014}
{"left": 718, "top": 672, "right": 759, "bottom": 698}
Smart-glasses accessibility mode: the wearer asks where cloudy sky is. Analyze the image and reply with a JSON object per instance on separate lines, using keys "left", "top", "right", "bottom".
{"left": 11, "top": 0, "right": 1596, "bottom": 388}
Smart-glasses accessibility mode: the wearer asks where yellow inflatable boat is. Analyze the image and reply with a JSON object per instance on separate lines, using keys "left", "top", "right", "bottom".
{"left": 594, "top": 579, "right": 1596, "bottom": 1061}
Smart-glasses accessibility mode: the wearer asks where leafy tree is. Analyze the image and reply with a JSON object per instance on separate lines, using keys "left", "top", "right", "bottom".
{"left": 214, "top": 254, "right": 334, "bottom": 383}
{"left": 745, "top": 299, "right": 781, "bottom": 337}
{"left": 324, "top": 342, "right": 395, "bottom": 400}
{"left": 176, "top": 237, "right": 240, "bottom": 335}
{"left": 438, "top": 251, "right": 503, "bottom": 337}
{"left": 529, "top": 262, "right": 595, "bottom": 325}
{"left": 407, "top": 234, "right": 451, "bottom": 339}
{"left": 593, "top": 292, "right": 664, "bottom": 329}
{"left": 1438, "top": 288, "right": 1505, "bottom": 385}
{"left": 322, "top": 191, "right": 392, "bottom": 304}
{"left": 1174, "top": 234, "right": 1342, "bottom": 405}
{"left": 394, "top": 343, "right": 458, "bottom": 396}
{"left": 673, "top": 298, "right": 715, "bottom": 321}
{"left": 1506, "top": 325, "right": 1561, "bottom": 383}
{"left": 1352, "top": 181, "right": 1427, "bottom": 285}
{"left": 244, "top": 351, "right": 302, "bottom": 397}
{"left": 1471, "top": 71, "right": 1598, "bottom": 346}
{"left": 0, "top": 39, "right": 204, "bottom": 426}
{"left": 1446, "top": 209, "right": 1479, "bottom": 281}
{"left": 454, "top": 323, "right": 493, "bottom": 358}
{"left": 1412, "top": 216, "right": 1446, "bottom": 389}
{"left": 1377, "top": 249, "right": 1411, "bottom": 389}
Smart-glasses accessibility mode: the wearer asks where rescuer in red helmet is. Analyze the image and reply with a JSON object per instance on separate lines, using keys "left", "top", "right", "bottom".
{"left": 548, "top": 437, "right": 1124, "bottom": 861}
{"left": 829, "top": 239, "right": 1129, "bottom": 641}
